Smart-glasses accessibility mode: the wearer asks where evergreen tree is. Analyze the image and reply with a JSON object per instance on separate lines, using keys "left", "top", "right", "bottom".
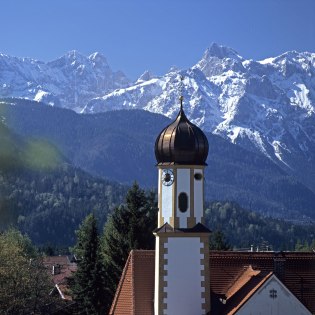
{"left": 100, "top": 182, "right": 157, "bottom": 312}
{"left": 295, "top": 239, "right": 311, "bottom": 251}
{"left": 72, "top": 214, "right": 106, "bottom": 315}
{"left": 209, "top": 230, "right": 230, "bottom": 250}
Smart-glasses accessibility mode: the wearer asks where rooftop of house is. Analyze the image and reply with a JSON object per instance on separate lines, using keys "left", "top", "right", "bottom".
{"left": 110, "top": 250, "right": 315, "bottom": 315}
{"left": 43, "top": 255, "right": 77, "bottom": 301}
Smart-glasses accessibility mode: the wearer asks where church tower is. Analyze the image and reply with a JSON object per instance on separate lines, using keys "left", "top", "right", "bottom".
{"left": 154, "top": 93, "right": 211, "bottom": 315}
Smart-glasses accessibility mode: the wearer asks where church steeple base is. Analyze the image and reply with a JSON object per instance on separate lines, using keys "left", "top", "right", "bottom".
{"left": 154, "top": 224, "right": 211, "bottom": 315}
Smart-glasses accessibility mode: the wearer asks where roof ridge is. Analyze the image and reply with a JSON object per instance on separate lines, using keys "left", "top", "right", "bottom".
{"left": 131, "top": 251, "right": 136, "bottom": 315}
{"left": 109, "top": 252, "right": 133, "bottom": 315}
{"left": 132, "top": 249, "right": 155, "bottom": 256}
{"left": 226, "top": 265, "right": 260, "bottom": 299}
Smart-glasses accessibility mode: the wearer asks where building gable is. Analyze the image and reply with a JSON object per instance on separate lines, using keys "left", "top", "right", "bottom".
{"left": 235, "top": 274, "right": 312, "bottom": 315}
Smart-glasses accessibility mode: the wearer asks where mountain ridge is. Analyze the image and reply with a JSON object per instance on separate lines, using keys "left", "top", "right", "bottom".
{"left": 0, "top": 50, "right": 130, "bottom": 112}
{"left": 0, "top": 44, "right": 314, "bottom": 192}
{"left": 84, "top": 44, "right": 315, "bottom": 193}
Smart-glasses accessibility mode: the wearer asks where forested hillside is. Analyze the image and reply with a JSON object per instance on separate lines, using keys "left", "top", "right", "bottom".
{"left": 1, "top": 166, "right": 127, "bottom": 246}
{"left": 0, "top": 119, "right": 313, "bottom": 249}
{"left": 1, "top": 98, "right": 315, "bottom": 220}
{"left": 206, "top": 201, "right": 315, "bottom": 251}
{"left": 0, "top": 121, "right": 127, "bottom": 246}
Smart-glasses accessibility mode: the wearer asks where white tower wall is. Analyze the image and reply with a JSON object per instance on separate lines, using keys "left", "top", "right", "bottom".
{"left": 164, "top": 237, "right": 205, "bottom": 315}
{"left": 194, "top": 169, "right": 204, "bottom": 223}
{"left": 161, "top": 182, "right": 173, "bottom": 225}
{"left": 176, "top": 168, "right": 190, "bottom": 228}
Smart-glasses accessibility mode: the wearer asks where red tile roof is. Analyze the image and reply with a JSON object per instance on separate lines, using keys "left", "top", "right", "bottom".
{"left": 109, "top": 250, "right": 315, "bottom": 315}
{"left": 109, "top": 250, "right": 154, "bottom": 315}
{"left": 225, "top": 265, "right": 262, "bottom": 299}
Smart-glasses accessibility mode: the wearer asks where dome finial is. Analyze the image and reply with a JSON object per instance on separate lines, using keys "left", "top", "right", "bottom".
{"left": 179, "top": 95, "right": 184, "bottom": 110}
{"left": 155, "top": 75, "right": 209, "bottom": 166}
{"left": 179, "top": 75, "right": 184, "bottom": 110}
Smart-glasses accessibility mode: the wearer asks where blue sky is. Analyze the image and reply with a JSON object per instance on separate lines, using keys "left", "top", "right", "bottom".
{"left": 0, "top": 0, "right": 314, "bottom": 79}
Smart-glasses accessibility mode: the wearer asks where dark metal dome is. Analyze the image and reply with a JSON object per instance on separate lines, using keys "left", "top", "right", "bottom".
{"left": 155, "top": 99, "right": 209, "bottom": 165}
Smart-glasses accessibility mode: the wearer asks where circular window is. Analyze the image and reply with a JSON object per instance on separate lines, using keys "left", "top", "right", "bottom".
{"left": 194, "top": 173, "right": 203, "bottom": 180}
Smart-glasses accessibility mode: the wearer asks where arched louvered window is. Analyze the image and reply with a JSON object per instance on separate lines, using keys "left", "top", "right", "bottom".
{"left": 178, "top": 192, "right": 188, "bottom": 213}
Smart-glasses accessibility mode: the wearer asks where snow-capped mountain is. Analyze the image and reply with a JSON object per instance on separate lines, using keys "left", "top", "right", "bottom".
{"left": 0, "top": 51, "right": 130, "bottom": 112}
{"left": 1, "top": 44, "right": 314, "bottom": 192}
{"left": 83, "top": 43, "right": 315, "bottom": 192}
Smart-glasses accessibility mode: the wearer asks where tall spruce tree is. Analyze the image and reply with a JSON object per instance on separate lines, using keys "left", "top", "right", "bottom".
{"left": 101, "top": 182, "right": 157, "bottom": 311}
{"left": 72, "top": 214, "right": 106, "bottom": 315}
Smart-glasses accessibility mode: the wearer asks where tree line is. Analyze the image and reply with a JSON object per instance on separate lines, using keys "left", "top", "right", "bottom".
{"left": 205, "top": 201, "right": 315, "bottom": 251}
{"left": 0, "top": 162, "right": 127, "bottom": 246}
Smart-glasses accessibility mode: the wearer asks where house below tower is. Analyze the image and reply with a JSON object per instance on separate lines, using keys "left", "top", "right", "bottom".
{"left": 109, "top": 250, "right": 315, "bottom": 315}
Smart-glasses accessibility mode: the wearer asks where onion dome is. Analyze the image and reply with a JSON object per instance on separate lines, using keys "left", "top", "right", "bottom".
{"left": 155, "top": 97, "right": 209, "bottom": 165}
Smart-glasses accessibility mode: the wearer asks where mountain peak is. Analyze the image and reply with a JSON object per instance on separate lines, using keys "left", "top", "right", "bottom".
{"left": 136, "top": 70, "right": 153, "bottom": 83}
{"left": 168, "top": 65, "right": 180, "bottom": 73}
{"left": 48, "top": 50, "right": 89, "bottom": 67}
{"left": 194, "top": 43, "right": 245, "bottom": 77}
{"left": 203, "top": 43, "right": 242, "bottom": 60}
{"left": 89, "top": 52, "right": 108, "bottom": 64}
{"left": 64, "top": 50, "right": 86, "bottom": 60}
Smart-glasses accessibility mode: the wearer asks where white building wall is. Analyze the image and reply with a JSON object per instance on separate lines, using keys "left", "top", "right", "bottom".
{"left": 236, "top": 275, "right": 311, "bottom": 315}
{"left": 194, "top": 169, "right": 203, "bottom": 223}
{"left": 176, "top": 169, "right": 190, "bottom": 228}
{"left": 164, "top": 237, "right": 205, "bottom": 315}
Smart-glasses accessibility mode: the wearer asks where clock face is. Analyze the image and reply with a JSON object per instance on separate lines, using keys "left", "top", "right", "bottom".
{"left": 162, "top": 169, "right": 174, "bottom": 186}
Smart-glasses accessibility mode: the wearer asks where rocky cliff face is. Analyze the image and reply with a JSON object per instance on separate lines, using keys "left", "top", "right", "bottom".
{"left": 84, "top": 44, "right": 315, "bottom": 191}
